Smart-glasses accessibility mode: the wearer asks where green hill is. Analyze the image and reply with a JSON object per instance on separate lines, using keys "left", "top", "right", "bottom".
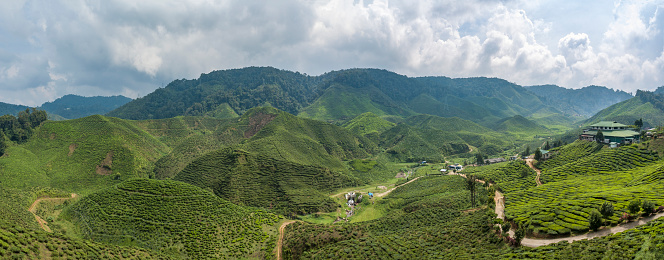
{"left": 62, "top": 178, "right": 280, "bottom": 259}
{"left": 342, "top": 112, "right": 395, "bottom": 136}
{"left": 583, "top": 90, "right": 664, "bottom": 128}
{"left": 106, "top": 67, "right": 577, "bottom": 128}
{"left": 0, "top": 102, "right": 29, "bottom": 117}
{"left": 378, "top": 124, "right": 469, "bottom": 162}
{"left": 404, "top": 114, "right": 493, "bottom": 134}
{"left": 40, "top": 94, "right": 132, "bottom": 119}
{"left": 526, "top": 85, "right": 632, "bottom": 118}
{"left": 175, "top": 148, "right": 360, "bottom": 215}
{"left": 492, "top": 115, "right": 549, "bottom": 135}
{"left": 0, "top": 115, "right": 170, "bottom": 195}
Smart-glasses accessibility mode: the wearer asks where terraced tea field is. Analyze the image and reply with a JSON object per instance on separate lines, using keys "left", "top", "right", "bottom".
{"left": 63, "top": 179, "right": 281, "bottom": 259}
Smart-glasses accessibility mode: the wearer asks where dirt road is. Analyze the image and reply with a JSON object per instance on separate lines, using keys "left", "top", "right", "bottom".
{"left": 521, "top": 212, "right": 664, "bottom": 247}
{"left": 276, "top": 220, "right": 295, "bottom": 260}
{"left": 375, "top": 177, "right": 421, "bottom": 197}
{"left": 494, "top": 190, "right": 504, "bottom": 220}
{"left": 525, "top": 159, "right": 542, "bottom": 186}
{"left": 29, "top": 193, "right": 78, "bottom": 233}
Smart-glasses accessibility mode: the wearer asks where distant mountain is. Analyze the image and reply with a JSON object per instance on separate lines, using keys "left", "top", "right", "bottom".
{"left": 583, "top": 90, "right": 664, "bottom": 128}
{"left": 107, "top": 67, "right": 572, "bottom": 128}
{"left": 0, "top": 101, "right": 29, "bottom": 116}
{"left": 40, "top": 94, "right": 132, "bottom": 119}
{"left": 654, "top": 86, "right": 664, "bottom": 95}
{"left": 525, "top": 85, "right": 632, "bottom": 118}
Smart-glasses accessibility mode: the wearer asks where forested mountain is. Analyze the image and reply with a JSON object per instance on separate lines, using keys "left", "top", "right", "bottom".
{"left": 40, "top": 94, "right": 132, "bottom": 119}
{"left": 583, "top": 90, "right": 664, "bottom": 128}
{"left": 107, "top": 67, "right": 575, "bottom": 129}
{"left": 0, "top": 102, "right": 29, "bottom": 117}
{"left": 525, "top": 85, "right": 632, "bottom": 118}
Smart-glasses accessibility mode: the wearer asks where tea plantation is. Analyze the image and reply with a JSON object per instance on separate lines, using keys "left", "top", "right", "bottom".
{"left": 63, "top": 178, "right": 281, "bottom": 259}
{"left": 283, "top": 176, "right": 504, "bottom": 259}
{"left": 175, "top": 148, "right": 361, "bottom": 215}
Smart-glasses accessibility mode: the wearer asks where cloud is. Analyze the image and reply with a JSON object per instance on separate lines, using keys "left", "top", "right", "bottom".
{"left": 0, "top": 0, "right": 663, "bottom": 106}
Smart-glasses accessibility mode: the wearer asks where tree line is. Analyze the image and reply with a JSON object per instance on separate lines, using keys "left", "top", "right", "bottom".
{"left": 0, "top": 108, "right": 47, "bottom": 156}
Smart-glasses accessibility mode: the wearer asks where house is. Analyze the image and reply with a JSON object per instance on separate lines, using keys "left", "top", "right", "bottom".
{"left": 579, "top": 121, "right": 640, "bottom": 144}
{"left": 484, "top": 158, "right": 506, "bottom": 164}
{"left": 448, "top": 164, "right": 463, "bottom": 170}
{"left": 539, "top": 149, "right": 552, "bottom": 160}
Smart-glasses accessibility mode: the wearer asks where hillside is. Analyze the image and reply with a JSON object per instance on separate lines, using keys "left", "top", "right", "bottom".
{"left": 583, "top": 90, "right": 664, "bottom": 128}
{"left": 175, "top": 148, "right": 360, "bottom": 215}
{"left": 526, "top": 85, "right": 632, "bottom": 118}
{"left": 63, "top": 178, "right": 280, "bottom": 259}
{"left": 106, "top": 67, "right": 577, "bottom": 128}
{"left": 378, "top": 123, "right": 470, "bottom": 162}
{"left": 0, "top": 115, "right": 170, "bottom": 195}
{"left": 0, "top": 102, "right": 29, "bottom": 117}
{"left": 492, "top": 115, "right": 550, "bottom": 135}
{"left": 342, "top": 112, "right": 395, "bottom": 136}
{"left": 40, "top": 94, "right": 132, "bottom": 119}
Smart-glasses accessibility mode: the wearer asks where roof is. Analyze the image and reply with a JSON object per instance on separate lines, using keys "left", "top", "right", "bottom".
{"left": 590, "top": 121, "right": 628, "bottom": 128}
{"left": 584, "top": 130, "right": 639, "bottom": 138}
{"left": 539, "top": 149, "right": 549, "bottom": 154}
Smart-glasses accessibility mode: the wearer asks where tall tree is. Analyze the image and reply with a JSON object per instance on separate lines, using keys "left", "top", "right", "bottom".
{"left": 599, "top": 202, "right": 614, "bottom": 224}
{"left": 544, "top": 141, "right": 550, "bottom": 150}
{"left": 596, "top": 130, "right": 604, "bottom": 143}
{"left": 465, "top": 175, "right": 477, "bottom": 207}
{"left": 475, "top": 153, "right": 484, "bottom": 165}
{"left": 521, "top": 146, "right": 531, "bottom": 157}
{"left": 0, "top": 132, "right": 6, "bottom": 156}
{"left": 534, "top": 149, "right": 542, "bottom": 161}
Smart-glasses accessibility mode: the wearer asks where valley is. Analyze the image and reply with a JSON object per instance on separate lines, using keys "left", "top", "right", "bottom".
{"left": 1, "top": 67, "right": 664, "bottom": 259}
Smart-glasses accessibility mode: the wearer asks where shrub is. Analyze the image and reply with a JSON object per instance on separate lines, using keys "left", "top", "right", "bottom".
{"left": 588, "top": 209, "right": 603, "bottom": 231}
{"left": 642, "top": 200, "right": 656, "bottom": 215}
{"left": 657, "top": 206, "right": 664, "bottom": 213}
{"left": 628, "top": 200, "right": 641, "bottom": 214}
{"left": 501, "top": 221, "right": 511, "bottom": 234}
{"left": 619, "top": 212, "right": 633, "bottom": 222}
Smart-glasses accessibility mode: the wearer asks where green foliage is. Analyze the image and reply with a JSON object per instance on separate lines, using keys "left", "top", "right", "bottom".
{"left": 63, "top": 178, "right": 280, "bottom": 259}
{"left": 492, "top": 115, "right": 550, "bottom": 136}
{"left": 176, "top": 148, "right": 360, "bottom": 215}
{"left": 0, "top": 115, "right": 170, "bottom": 195}
{"left": 0, "top": 223, "right": 169, "bottom": 259}
{"left": 462, "top": 161, "right": 537, "bottom": 193}
{"left": 534, "top": 149, "right": 542, "bottom": 161}
{"left": 599, "top": 202, "right": 614, "bottom": 219}
{"left": 588, "top": 209, "right": 603, "bottom": 231}
{"left": 583, "top": 91, "right": 664, "bottom": 128}
{"left": 40, "top": 94, "right": 132, "bottom": 119}
{"left": 342, "top": 112, "right": 395, "bottom": 136}
{"left": 526, "top": 84, "right": 632, "bottom": 118}
{"left": 642, "top": 200, "right": 656, "bottom": 214}
{"left": 379, "top": 124, "right": 468, "bottom": 163}
{"left": 283, "top": 176, "right": 502, "bottom": 259}
{"left": 0, "top": 108, "right": 47, "bottom": 143}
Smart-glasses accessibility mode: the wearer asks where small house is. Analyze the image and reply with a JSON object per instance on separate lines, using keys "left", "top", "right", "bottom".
{"left": 579, "top": 121, "right": 640, "bottom": 144}
{"left": 484, "top": 158, "right": 506, "bottom": 165}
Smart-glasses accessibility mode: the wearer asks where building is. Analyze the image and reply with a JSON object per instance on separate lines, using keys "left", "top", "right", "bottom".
{"left": 579, "top": 121, "right": 640, "bottom": 144}
{"left": 484, "top": 158, "right": 506, "bottom": 164}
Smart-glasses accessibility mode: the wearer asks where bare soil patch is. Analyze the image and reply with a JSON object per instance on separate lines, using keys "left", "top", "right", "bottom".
{"left": 244, "top": 113, "right": 277, "bottom": 138}
{"left": 68, "top": 143, "right": 78, "bottom": 156}
{"left": 96, "top": 150, "right": 114, "bottom": 175}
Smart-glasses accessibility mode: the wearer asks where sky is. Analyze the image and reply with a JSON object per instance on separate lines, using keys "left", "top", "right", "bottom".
{"left": 1, "top": 0, "right": 663, "bottom": 106}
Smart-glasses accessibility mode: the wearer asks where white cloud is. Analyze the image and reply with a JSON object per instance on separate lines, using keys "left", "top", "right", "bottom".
{"left": 0, "top": 0, "right": 663, "bottom": 106}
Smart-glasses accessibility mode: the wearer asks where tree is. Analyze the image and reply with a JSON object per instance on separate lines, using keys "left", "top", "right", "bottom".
{"left": 596, "top": 130, "right": 605, "bottom": 143}
{"left": 534, "top": 149, "right": 542, "bottom": 161}
{"left": 475, "top": 153, "right": 484, "bottom": 165}
{"left": 642, "top": 200, "right": 656, "bottom": 215}
{"left": 522, "top": 146, "right": 531, "bottom": 157}
{"left": 628, "top": 199, "right": 641, "bottom": 214}
{"left": 0, "top": 133, "right": 6, "bottom": 157}
{"left": 635, "top": 118, "right": 643, "bottom": 130}
{"left": 588, "top": 209, "right": 603, "bottom": 231}
{"left": 599, "top": 202, "right": 614, "bottom": 221}
{"left": 544, "top": 141, "right": 550, "bottom": 150}
{"left": 514, "top": 225, "right": 525, "bottom": 246}
{"left": 465, "top": 175, "right": 477, "bottom": 207}
{"left": 501, "top": 221, "right": 511, "bottom": 234}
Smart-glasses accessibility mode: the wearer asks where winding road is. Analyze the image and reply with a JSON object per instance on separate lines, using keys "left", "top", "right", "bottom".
{"left": 276, "top": 220, "right": 295, "bottom": 260}
{"left": 525, "top": 159, "right": 542, "bottom": 186}
{"left": 29, "top": 193, "right": 78, "bottom": 232}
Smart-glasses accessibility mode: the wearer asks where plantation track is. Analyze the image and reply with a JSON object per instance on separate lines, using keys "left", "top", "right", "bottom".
{"left": 276, "top": 220, "right": 295, "bottom": 260}
{"left": 375, "top": 177, "right": 421, "bottom": 197}
{"left": 29, "top": 193, "right": 78, "bottom": 233}
{"left": 521, "top": 212, "right": 664, "bottom": 247}
{"left": 525, "top": 159, "right": 542, "bottom": 186}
